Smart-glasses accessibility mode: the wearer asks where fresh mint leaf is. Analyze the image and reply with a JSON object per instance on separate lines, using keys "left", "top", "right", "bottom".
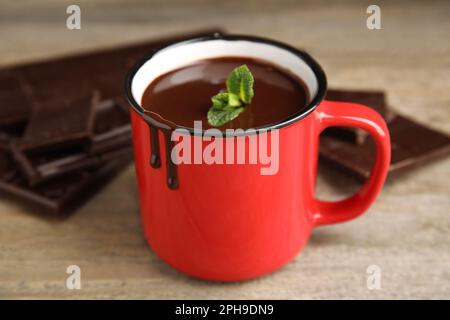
{"left": 207, "top": 64, "right": 255, "bottom": 127}
{"left": 207, "top": 106, "right": 244, "bottom": 127}
{"left": 226, "top": 65, "right": 254, "bottom": 104}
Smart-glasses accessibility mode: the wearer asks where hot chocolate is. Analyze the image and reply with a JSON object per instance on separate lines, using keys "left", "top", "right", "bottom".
{"left": 141, "top": 57, "right": 309, "bottom": 130}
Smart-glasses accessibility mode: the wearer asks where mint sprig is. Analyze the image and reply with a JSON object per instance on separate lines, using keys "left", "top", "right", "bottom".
{"left": 207, "top": 65, "right": 254, "bottom": 127}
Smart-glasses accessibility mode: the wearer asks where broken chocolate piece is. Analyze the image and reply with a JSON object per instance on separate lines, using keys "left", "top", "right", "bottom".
{"left": 324, "top": 89, "right": 392, "bottom": 144}
{"left": 88, "top": 98, "right": 131, "bottom": 155}
{"left": 9, "top": 98, "right": 131, "bottom": 186}
{"left": 9, "top": 140, "right": 132, "bottom": 186}
{"left": 18, "top": 91, "right": 99, "bottom": 153}
{"left": 319, "top": 113, "right": 450, "bottom": 179}
{"left": 0, "top": 150, "right": 132, "bottom": 214}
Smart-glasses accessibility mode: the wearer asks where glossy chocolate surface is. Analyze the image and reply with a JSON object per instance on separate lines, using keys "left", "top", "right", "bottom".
{"left": 141, "top": 57, "right": 310, "bottom": 130}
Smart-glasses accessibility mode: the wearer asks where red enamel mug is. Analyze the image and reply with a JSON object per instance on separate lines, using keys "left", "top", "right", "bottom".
{"left": 125, "top": 35, "right": 391, "bottom": 281}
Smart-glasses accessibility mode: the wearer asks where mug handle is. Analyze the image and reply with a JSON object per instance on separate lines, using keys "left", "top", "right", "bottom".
{"left": 312, "top": 100, "right": 391, "bottom": 226}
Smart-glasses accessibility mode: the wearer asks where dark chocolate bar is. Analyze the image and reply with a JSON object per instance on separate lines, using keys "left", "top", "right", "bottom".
{"left": 320, "top": 113, "right": 450, "bottom": 179}
{"left": 324, "top": 89, "right": 393, "bottom": 144}
{"left": 18, "top": 91, "right": 99, "bottom": 153}
{"left": 9, "top": 98, "right": 131, "bottom": 186}
{"left": 0, "top": 150, "right": 131, "bottom": 214}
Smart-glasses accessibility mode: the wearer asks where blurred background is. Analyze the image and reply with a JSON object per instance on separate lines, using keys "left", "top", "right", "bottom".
{"left": 0, "top": 0, "right": 449, "bottom": 299}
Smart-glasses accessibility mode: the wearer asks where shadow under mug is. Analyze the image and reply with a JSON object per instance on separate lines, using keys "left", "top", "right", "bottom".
{"left": 125, "top": 35, "right": 391, "bottom": 281}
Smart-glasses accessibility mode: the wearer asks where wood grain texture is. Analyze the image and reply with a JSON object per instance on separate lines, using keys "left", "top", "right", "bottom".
{"left": 0, "top": 0, "right": 449, "bottom": 299}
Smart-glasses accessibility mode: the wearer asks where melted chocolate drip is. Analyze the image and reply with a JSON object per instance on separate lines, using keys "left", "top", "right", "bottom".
{"left": 148, "top": 124, "right": 161, "bottom": 168}
{"left": 163, "top": 129, "right": 179, "bottom": 190}
{"left": 146, "top": 121, "right": 178, "bottom": 190}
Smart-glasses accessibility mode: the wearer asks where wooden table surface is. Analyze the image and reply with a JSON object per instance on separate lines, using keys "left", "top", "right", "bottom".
{"left": 0, "top": 0, "right": 449, "bottom": 299}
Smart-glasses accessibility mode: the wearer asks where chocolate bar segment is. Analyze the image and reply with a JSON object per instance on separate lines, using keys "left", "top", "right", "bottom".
{"left": 18, "top": 91, "right": 99, "bottom": 153}
{"left": 9, "top": 98, "right": 131, "bottom": 186}
{"left": 0, "top": 150, "right": 131, "bottom": 215}
{"left": 9, "top": 140, "right": 132, "bottom": 186}
{"left": 320, "top": 113, "right": 450, "bottom": 179}
{"left": 324, "top": 89, "right": 392, "bottom": 144}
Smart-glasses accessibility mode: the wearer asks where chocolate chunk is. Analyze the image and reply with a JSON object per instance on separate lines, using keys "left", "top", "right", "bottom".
{"left": 324, "top": 89, "right": 393, "bottom": 144}
{"left": 18, "top": 91, "right": 99, "bottom": 153}
{"left": 9, "top": 98, "right": 132, "bottom": 186}
{"left": 319, "top": 113, "right": 450, "bottom": 179}
{"left": 88, "top": 98, "right": 131, "bottom": 155}
{"left": 0, "top": 150, "right": 131, "bottom": 214}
